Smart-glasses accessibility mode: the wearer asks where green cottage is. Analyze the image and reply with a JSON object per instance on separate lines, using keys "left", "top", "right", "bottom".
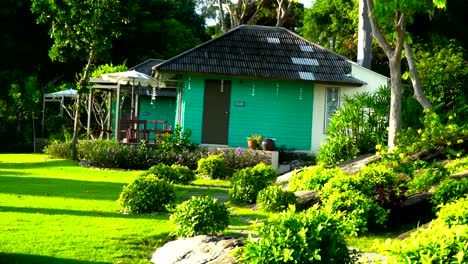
{"left": 155, "top": 25, "right": 389, "bottom": 153}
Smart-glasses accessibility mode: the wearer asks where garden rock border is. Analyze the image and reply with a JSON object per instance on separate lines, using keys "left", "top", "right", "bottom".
{"left": 150, "top": 235, "right": 244, "bottom": 264}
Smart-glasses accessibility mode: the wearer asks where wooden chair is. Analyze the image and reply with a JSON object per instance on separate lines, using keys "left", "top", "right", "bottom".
{"left": 145, "top": 120, "right": 172, "bottom": 144}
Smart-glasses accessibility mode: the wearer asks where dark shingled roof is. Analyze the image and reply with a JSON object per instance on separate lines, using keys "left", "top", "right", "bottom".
{"left": 155, "top": 25, "right": 364, "bottom": 86}
{"left": 130, "top": 58, "right": 165, "bottom": 76}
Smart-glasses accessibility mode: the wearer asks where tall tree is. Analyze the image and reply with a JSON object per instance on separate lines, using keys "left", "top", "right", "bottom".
{"left": 275, "top": 0, "right": 296, "bottom": 27}
{"left": 31, "top": 0, "right": 137, "bottom": 159}
{"left": 366, "top": 0, "right": 445, "bottom": 150}
{"left": 300, "top": 0, "right": 358, "bottom": 59}
{"left": 357, "top": 0, "right": 372, "bottom": 68}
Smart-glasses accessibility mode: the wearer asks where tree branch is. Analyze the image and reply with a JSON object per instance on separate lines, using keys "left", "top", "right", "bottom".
{"left": 394, "top": 13, "right": 407, "bottom": 57}
{"left": 404, "top": 43, "right": 433, "bottom": 109}
{"left": 366, "top": 0, "right": 394, "bottom": 57}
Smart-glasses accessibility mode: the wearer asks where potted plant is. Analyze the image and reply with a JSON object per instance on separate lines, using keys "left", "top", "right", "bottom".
{"left": 246, "top": 134, "right": 262, "bottom": 150}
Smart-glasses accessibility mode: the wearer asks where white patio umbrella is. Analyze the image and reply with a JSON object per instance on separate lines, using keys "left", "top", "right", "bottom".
{"left": 101, "top": 70, "right": 158, "bottom": 87}
{"left": 101, "top": 70, "right": 159, "bottom": 119}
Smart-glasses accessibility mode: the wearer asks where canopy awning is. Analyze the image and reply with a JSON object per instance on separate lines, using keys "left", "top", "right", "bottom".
{"left": 44, "top": 89, "right": 77, "bottom": 99}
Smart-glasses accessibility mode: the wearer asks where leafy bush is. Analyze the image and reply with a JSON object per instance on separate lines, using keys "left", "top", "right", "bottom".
{"left": 142, "top": 164, "right": 195, "bottom": 185}
{"left": 117, "top": 174, "right": 175, "bottom": 213}
{"left": 431, "top": 177, "right": 468, "bottom": 207}
{"left": 145, "top": 163, "right": 178, "bottom": 183}
{"left": 445, "top": 156, "right": 468, "bottom": 175}
{"left": 236, "top": 205, "right": 357, "bottom": 263}
{"left": 435, "top": 195, "right": 468, "bottom": 226}
{"left": 206, "top": 147, "right": 272, "bottom": 177}
{"left": 44, "top": 140, "right": 72, "bottom": 159}
{"left": 170, "top": 164, "right": 195, "bottom": 185}
{"left": 321, "top": 188, "right": 388, "bottom": 234}
{"left": 77, "top": 140, "right": 154, "bottom": 169}
{"left": 229, "top": 163, "right": 277, "bottom": 204}
{"left": 257, "top": 185, "right": 296, "bottom": 212}
{"left": 170, "top": 195, "right": 229, "bottom": 237}
{"left": 317, "top": 86, "right": 390, "bottom": 165}
{"left": 197, "top": 154, "right": 227, "bottom": 179}
{"left": 158, "top": 125, "right": 197, "bottom": 152}
{"left": 414, "top": 38, "right": 468, "bottom": 121}
{"left": 289, "top": 164, "right": 344, "bottom": 192}
{"left": 319, "top": 167, "right": 395, "bottom": 233}
{"left": 396, "top": 109, "right": 467, "bottom": 158}
{"left": 380, "top": 222, "right": 468, "bottom": 264}
{"left": 407, "top": 164, "right": 449, "bottom": 194}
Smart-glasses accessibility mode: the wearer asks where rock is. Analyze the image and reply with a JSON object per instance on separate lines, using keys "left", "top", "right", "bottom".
{"left": 403, "top": 192, "right": 432, "bottom": 207}
{"left": 151, "top": 235, "right": 244, "bottom": 264}
{"left": 337, "top": 154, "right": 381, "bottom": 175}
{"left": 409, "top": 149, "right": 442, "bottom": 162}
{"left": 450, "top": 170, "right": 468, "bottom": 180}
{"left": 294, "top": 190, "right": 320, "bottom": 210}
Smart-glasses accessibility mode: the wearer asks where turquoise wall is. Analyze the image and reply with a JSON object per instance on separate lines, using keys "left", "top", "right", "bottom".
{"left": 179, "top": 75, "right": 314, "bottom": 151}
{"left": 138, "top": 96, "right": 176, "bottom": 129}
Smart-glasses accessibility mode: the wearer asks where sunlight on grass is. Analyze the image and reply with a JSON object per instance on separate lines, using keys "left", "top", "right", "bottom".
{"left": 0, "top": 154, "right": 265, "bottom": 263}
{"left": 0, "top": 154, "right": 168, "bottom": 264}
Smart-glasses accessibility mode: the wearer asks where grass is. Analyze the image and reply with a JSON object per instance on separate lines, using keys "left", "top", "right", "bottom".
{"left": 0, "top": 154, "right": 268, "bottom": 264}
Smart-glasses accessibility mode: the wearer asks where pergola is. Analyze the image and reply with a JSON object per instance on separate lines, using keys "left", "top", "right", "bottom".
{"left": 41, "top": 88, "right": 77, "bottom": 138}
{"left": 88, "top": 71, "right": 178, "bottom": 141}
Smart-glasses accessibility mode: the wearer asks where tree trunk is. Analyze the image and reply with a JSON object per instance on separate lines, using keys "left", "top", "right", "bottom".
{"left": 388, "top": 56, "right": 402, "bottom": 150}
{"left": 404, "top": 43, "right": 432, "bottom": 110}
{"left": 357, "top": 0, "right": 372, "bottom": 69}
{"left": 70, "top": 48, "right": 96, "bottom": 160}
{"left": 276, "top": 0, "right": 294, "bottom": 27}
{"left": 366, "top": 0, "right": 406, "bottom": 151}
{"left": 218, "top": 0, "right": 227, "bottom": 33}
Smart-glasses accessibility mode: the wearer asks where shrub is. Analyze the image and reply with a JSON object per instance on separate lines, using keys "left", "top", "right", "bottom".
{"left": 77, "top": 140, "right": 154, "bottom": 169}
{"left": 117, "top": 174, "right": 175, "bottom": 213}
{"left": 321, "top": 188, "right": 388, "bottom": 234}
{"left": 407, "top": 164, "right": 449, "bottom": 194}
{"left": 222, "top": 148, "right": 270, "bottom": 172}
{"left": 257, "top": 185, "right": 296, "bottom": 212}
{"left": 431, "top": 177, "right": 468, "bottom": 207}
{"left": 380, "top": 222, "right": 468, "bottom": 264}
{"left": 170, "top": 164, "right": 195, "bottom": 185}
{"left": 317, "top": 86, "right": 390, "bottom": 165}
{"left": 319, "top": 170, "right": 391, "bottom": 233}
{"left": 236, "top": 205, "right": 357, "bottom": 263}
{"left": 229, "top": 163, "right": 277, "bottom": 204}
{"left": 158, "top": 125, "right": 198, "bottom": 152}
{"left": 170, "top": 195, "right": 229, "bottom": 238}
{"left": 435, "top": 195, "right": 468, "bottom": 226}
{"left": 44, "top": 140, "right": 72, "bottom": 159}
{"left": 289, "top": 164, "right": 344, "bottom": 192}
{"left": 396, "top": 109, "right": 467, "bottom": 158}
{"left": 197, "top": 154, "right": 227, "bottom": 179}
{"left": 145, "top": 163, "right": 178, "bottom": 183}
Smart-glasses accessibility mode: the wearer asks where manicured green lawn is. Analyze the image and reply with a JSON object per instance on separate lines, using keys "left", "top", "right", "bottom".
{"left": 0, "top": 154, "right": 270, "bottom": 264}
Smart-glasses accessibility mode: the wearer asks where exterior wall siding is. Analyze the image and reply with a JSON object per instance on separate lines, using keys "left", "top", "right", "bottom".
{"left": 138, "top": 96, "right": 176, "bottom": 129}
{"left": 179, "top": 75, "right": 314, "bottom": 151}
{"left": 311, "top": 64, "right": 389, "bottom": 152}
{"left": 179, "top": 75, "right": 205, "bottom": 143}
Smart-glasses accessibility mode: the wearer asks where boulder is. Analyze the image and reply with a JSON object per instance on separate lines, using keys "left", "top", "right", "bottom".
{"left": 151, "top": 235, "right": 244, "bottom": 264}
{"left": 294, "top": 190, "right": 320, "bottom": 210}
{"left": 337, "top": 154, "right": 381, "bottom": 175}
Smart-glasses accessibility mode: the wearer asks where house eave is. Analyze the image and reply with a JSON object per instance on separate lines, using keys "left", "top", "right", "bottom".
{"left": 155, "top": 70, "right": 364, "bottom": 86}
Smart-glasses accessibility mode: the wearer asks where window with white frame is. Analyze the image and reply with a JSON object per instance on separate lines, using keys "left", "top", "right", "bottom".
{"left": 324, "top": 87, "right": 340, "bottom": 133}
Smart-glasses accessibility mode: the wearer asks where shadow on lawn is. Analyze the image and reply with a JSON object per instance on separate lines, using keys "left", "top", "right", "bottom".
{"left": 0, "top": 176, "right": 126, "bottom": 200}
{"left": 0, "top": 205, "right": 169, "bottom": 220}
{"left": 0, "top": 253, "right": 109, "bottom": 264}
{"left": 0, "top": 159, "right": 79, "bottom": 170}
